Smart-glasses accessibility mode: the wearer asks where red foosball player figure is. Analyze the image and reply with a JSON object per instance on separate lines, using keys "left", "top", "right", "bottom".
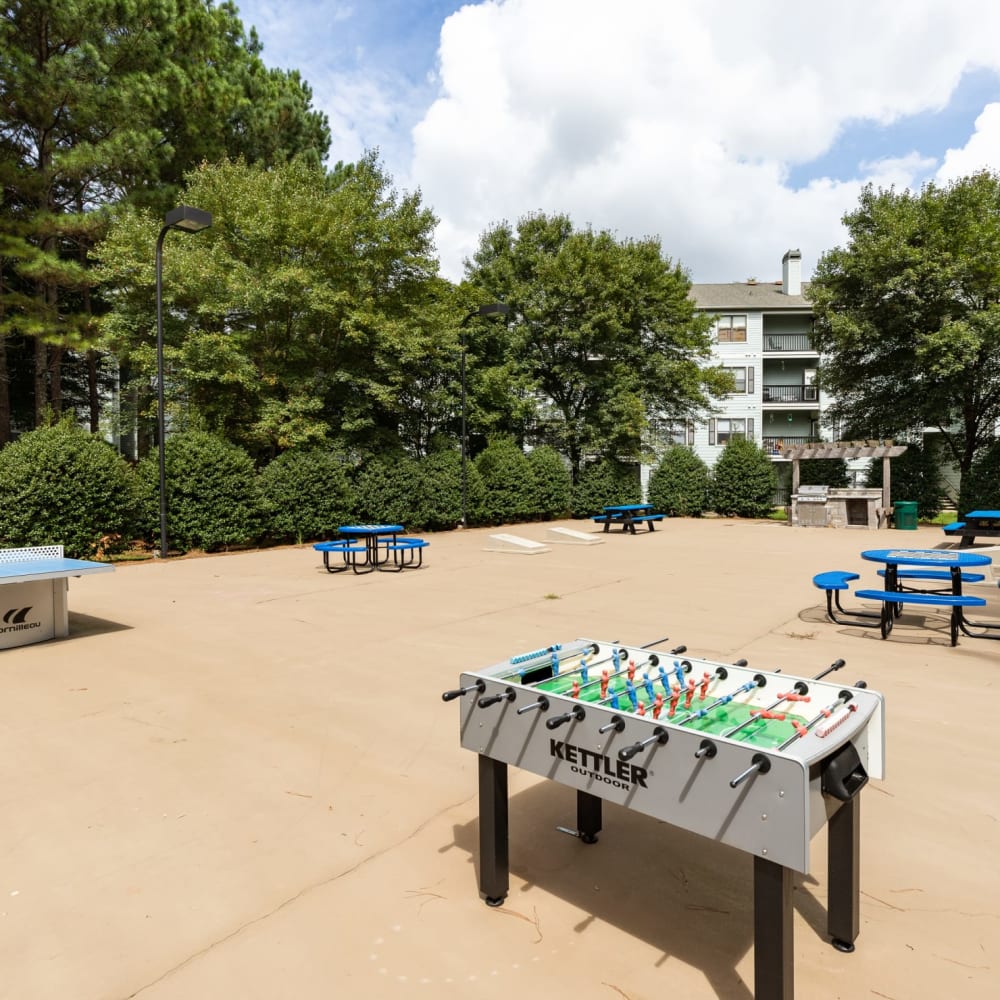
{"left": 668, "top": 683, "right": 682, "bottom": 718}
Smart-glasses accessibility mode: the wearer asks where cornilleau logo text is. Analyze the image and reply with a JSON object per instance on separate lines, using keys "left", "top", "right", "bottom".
{"left": 1, "top": 607, "right": 40, "bottom": 633}
{"left": 549, "top": 738, "right": 648, "bottom": 789}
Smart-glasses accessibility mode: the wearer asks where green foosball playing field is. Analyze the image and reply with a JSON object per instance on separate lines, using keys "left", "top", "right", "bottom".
{"left": 531, "top": 671, "right": 808, "bottom": 749}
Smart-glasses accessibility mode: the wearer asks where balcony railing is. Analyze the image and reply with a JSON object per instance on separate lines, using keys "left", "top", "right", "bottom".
{"left": 762, "top": 385, "right": 818, "bottom": 403}
{"left": 763, "top": 333, "right": 815, "bottom": 352}
{"left": 762, "top": 436, "right": 815, "bottom": 456}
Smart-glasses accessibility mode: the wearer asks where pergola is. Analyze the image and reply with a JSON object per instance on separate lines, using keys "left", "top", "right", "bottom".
{"left": 781, "top": 440, "right": 908, "bottom": 513}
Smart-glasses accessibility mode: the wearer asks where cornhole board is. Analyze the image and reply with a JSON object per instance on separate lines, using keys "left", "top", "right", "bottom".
{"left": 484, "top": 533, "right": 550, "bottom": 555}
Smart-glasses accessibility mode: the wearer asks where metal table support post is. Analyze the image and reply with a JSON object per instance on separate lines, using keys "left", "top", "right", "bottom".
{"left": 753, "top": 855, "right": 794, "bottom": 1000}
{"left": 577, "top": 790, "right": 602, "bottom": 843}
{"left": 478, "top": 754, "right": 509, "bottom": 906}
{"left": 827, "top": 795, "right": 861, "bottom": 950}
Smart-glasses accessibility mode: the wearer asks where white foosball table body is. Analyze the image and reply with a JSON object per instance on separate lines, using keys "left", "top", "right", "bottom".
{"left": 457, "top": 638, "right": 884, "bottom": 874}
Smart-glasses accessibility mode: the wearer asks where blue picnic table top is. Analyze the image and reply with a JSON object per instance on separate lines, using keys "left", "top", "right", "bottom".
{"left": 337, "top": 524, "right": 404, "bottom": 537}
{"left": 861, "top": 548, "right": 992, "bottom": 569}
{"left": 964, "top": 510, "right": 1000, "bottom": 519}
{"left": 602, "top": 504, "right": 653, "bottom": 513}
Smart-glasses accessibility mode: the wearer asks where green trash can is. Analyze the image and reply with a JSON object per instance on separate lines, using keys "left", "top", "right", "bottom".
{"left": 894, "top": 500, "right": 918, "bottom": 530}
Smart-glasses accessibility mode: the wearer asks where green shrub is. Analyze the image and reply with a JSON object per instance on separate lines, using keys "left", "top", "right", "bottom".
{"left": 135, "top": 431, "right": 261, "bottom": 552}
{"left": 475, "top": 436, "right": 538, "bottom": 525}
{"left": 959, "top": 440, "right": 1000, "bottom": 514}
{"left": 710, "top": 437, "right": 777, "bottom": 517}
{"left": 798, "top": 457, "right": 849, "bottom": 487}
{"left": 571, "top": 459, "right": 641, "bottom": 517}
{"left": 865, "top": 440, "right": 941, "bottom": 520}
{"left": 0, "top": 422, "right": 138, "bottom": 558}
{"left": 258, "top": 449, "right": 356, "bottom": 543}
{"left": 526, "top": 446, "right": 572, "bottom": 519}
{"left": 410, "top": 449, "right": 480, "bottom": 530}
{"left": 353, "top": 454, "right": 425, "bottom": 527}
{"left": 647, "top": 446, "right": 710, "bottom": 516}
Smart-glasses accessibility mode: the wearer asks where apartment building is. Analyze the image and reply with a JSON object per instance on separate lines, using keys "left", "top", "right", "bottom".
{"left": 644, "top": 249, "right": 825, "bottom": 498}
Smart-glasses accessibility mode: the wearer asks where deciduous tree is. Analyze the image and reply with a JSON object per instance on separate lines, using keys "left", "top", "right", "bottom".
{"left": 465, "top": 212, "right": 730, "bottom": 479}
{"left": 810, "top": 172, "right": 1000, "bottom": 488}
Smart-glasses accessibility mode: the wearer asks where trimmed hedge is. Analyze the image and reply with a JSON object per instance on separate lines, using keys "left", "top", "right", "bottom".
{"left": 258, "top": 448, "right": 356, "bottom": 543}
{"left": 135, "top": 431, "right": 261, "bottom": 552}
{"left": 571, "top": 459, "right": 641, "bottom": 517}
{"left": 959, "top": 440, "right": 1000, "bottom": 515}
{"left": 352, "top": 454, "right": 425, "bottom": 527}
{"left": 647, "top": 446, "right": 710, "bottom": 516}
{"left": 865, "top": 440, "right": 942, "bottom": 520}
{"left": 0, "top": 422, "right": 138, "bottom": 558}
{"left": 797, "top": 457, "right": 849, "bottom": 488}
{"left": 710, "top": 437, "right": 777, "bottom": 518}
{"left": 526, "top": 445, "right": 573, "bottom": 519}
{"left": 474, "top": 436, "right": 538, "bottom": 525}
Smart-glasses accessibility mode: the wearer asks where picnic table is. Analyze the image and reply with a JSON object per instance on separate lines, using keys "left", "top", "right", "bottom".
{"left": 857, "top": 547, "right": 995, "bottom": 644}
{"left": 0, "top": 545, "right": 113, "bottom": 650}
{"left": 943, "top": 510, "right": 1000, "bottom": 548}
{"left": 314, "top": 525, "right": 428, "bottom": 574}
{"left": 592, "top": 504, "right": 665, "bottom": 534}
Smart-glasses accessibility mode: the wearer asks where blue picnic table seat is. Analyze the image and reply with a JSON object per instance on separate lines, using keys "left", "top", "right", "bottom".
{"left": 854, "top": 589, "right": 986, "bottom": 646}
{"left": 380, "top": 537, "right": 429, "bottom": 571}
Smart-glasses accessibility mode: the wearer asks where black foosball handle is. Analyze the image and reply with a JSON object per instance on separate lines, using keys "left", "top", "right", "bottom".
{"left": 442, "top": 679, "right": 486, "bottom": 701}
{"left": 814, "top": 658, "right": 846, "bottom": 681}
{"left": 618, "top": 726, "right": 669, "bottom": 761}
{"left": 546, "top": 704, "right": 586, "bottom": 730}
{"left": 478, "top": 687, "right": 516, "bottom": 708}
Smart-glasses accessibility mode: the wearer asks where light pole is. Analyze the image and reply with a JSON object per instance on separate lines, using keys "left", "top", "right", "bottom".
{"left": 156, "top": 205, "right": 212, "bottom": 559}
{"left": 459, "top": 303, "right": 510, "bottom": 527}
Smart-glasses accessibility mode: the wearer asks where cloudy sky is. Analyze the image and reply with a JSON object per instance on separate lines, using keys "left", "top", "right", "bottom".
{"left": 236, "top": 0, "right": 1000, "bottom": 283}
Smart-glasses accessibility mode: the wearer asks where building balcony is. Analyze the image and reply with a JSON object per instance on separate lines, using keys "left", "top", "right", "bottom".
{"left": 763, "top": 333, "right": 817, "bottom": 353}
{"left": 762, "top": 435, "right": 816, "bottom": 458}
{"left": 762, "top": 384, "right": 818, "bottom": 404}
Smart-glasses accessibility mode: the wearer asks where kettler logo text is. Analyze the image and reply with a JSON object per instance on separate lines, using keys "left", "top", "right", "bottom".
{"left": 1, "top": 607, "right": 40, "bottom": 633}
{"left": 550, "top": 738, "right": 648, "bottom": 790}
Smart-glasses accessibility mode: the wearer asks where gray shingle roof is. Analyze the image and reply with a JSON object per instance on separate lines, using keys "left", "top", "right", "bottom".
{"left": 689, "top": 281, "right": 812, "bottom": 310}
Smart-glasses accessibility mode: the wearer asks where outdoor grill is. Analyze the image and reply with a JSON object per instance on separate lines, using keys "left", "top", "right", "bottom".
{"left": 791, "top": 485, "right": 883, "bottom": 529}
{"left": 791, "top": 484, "right": 830, "bottom": 526}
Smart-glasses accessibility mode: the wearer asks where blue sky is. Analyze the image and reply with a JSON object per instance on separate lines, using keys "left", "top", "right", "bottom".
{"left": 236, "top": 1, "right": 1000, "bottom": 283}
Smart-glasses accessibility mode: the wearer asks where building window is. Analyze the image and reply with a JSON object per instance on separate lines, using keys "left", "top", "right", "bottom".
{"left": 726, "top": 366, "right": 755, "bottom": 394}
{"left": 716, "top": 314, "right": 747, "bottom": 343}
{"left": 650, "top": 418, "right": 694, "bottom": 447}
{"left": 709, "top": 417, "right": 755, "bottom": 445}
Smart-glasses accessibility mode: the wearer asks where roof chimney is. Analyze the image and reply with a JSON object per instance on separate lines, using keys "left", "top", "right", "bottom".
{"left": 782, "top": 249, "right": 802, "bottom": 296}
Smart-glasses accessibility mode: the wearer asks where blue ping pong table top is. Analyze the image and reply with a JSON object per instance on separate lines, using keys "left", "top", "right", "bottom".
{"left": 0, "top": 557, "right": 114, "bottom": 582}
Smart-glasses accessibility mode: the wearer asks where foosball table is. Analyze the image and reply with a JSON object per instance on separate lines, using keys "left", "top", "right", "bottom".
{"left": 443, "top": 637, "right": 885, "bottom": 1000}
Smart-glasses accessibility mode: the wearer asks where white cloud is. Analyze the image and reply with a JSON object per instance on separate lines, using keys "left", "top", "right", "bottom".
{"left": 937, "top": 103, "right": 1000, "bottom": 182}
{"left": 410, "top": 0, "right": 1000, "bottom": 281}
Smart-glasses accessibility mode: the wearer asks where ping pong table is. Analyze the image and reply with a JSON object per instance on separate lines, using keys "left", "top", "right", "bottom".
{"left": 0, "top": 546, "right": 113, "bottom": 650}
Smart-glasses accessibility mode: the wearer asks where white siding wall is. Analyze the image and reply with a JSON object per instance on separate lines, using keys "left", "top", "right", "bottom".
{"left": 691, "top": 310, "right": 764, "bottom": 466}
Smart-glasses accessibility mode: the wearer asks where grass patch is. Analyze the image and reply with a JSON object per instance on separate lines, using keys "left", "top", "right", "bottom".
{"left": 923, "top": 510, "right": 957, "bottom": 525}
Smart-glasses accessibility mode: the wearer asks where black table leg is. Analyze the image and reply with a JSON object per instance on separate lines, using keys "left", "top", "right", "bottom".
{"left": 828, "top": 795, "right": 860, "bottom": 951}
{"left": 754, "top": 855, "right": 794, "bottom": 1000}
{"left": 478, "top": 754, "right": 509, "bottom": 906}
{"left": 576, "top": 790, "right": 602, "bottom": 844}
